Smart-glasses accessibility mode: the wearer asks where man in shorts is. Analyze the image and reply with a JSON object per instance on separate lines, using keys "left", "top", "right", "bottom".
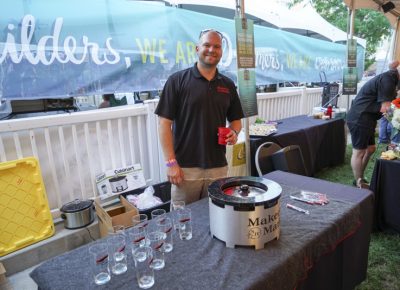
{"left": 347, "top": 60, "right": 399, "bottom": 188}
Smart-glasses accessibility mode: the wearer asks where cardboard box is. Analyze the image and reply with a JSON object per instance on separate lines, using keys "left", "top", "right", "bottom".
{"left": 0, "top": 262, "right": 12, "bottom": 290}
{"left": 0, "top": 262, "right": 6, "bottom": 283}
{"left": 95, "top": 164, "right": 146, "bottom": 199}
{"left": 95, "top": 195, "right": 138, "bottom": 237}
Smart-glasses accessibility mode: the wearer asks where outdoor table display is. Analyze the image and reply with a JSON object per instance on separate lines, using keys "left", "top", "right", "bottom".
{"left": 250, "top": 115, "right": 346, "bottom": 176}
{"left": 370, "top": 158, "right": 400, "bottom": 233}
{"left": 30, "top": 171, "right": 373, "bottom": 290}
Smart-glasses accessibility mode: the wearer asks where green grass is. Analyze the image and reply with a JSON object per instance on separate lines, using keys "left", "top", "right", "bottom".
{"left": 363, "top": 232, "right": 400, "bottom": 289}
{"left": 315, "top": 141, "right": 384, "bottom": 186}
{"left": 315, "top": 142, "right": 400, "bottom": 290}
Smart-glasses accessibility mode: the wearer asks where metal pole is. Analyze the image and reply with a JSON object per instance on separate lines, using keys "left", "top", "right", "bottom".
{"left": 235, "top": 0, "right": 251, "bottom": 176}
{"left": 392, "top": 19, "right": 400, "bottom": 61}
{"left": 235, "top": 0, "right": 240, "bottom": 17}
{"left": 240, "top": 0, "right": 245, "bottom": 18}
{"left": 346, "top": 1, "right": 355, "bottom": 112}
{"left": 349, "top": 6, "right": 354, "bottom": 39}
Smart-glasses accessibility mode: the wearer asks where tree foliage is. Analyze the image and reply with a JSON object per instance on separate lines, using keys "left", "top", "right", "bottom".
{"left": 290, "top": 0, "right": 392, "bottom": 70}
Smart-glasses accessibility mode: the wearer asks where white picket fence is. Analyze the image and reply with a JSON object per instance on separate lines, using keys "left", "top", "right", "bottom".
{"left": 0, "top": 87, "right": 350, "bottom": 216}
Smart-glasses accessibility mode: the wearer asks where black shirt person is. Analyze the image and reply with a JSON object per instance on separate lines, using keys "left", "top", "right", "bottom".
{"left": 155, "top": 29, "right": 244, "bottom": 204}
{"left": 346, "top": 60, "right": 399, "bottom": 188}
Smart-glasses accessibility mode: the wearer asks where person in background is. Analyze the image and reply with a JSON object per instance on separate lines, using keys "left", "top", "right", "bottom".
{"left": 378, "top": 117, "right": 392, "bottom": 144}
{"left": 99, "top": 93, "right": 128, "bottom": 108}
{"left": 98, "top": 94, "right": 111, "bottom": 109}
{"left": 379, "top": 89, "right": 400, "bottom": 144}
{"left": 155, "top": 29, "right": 244, "bottom": 204}
{"left": 347, "top": 60, "right": 400, "bottom": 188}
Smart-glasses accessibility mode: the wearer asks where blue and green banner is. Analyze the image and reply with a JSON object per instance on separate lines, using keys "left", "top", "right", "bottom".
{"left": 0, "top": 0, "right": 365, "bottom": 100}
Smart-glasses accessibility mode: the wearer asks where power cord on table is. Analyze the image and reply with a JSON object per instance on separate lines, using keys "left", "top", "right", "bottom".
{"left": 85, "top": 226, "right": 96, "bottom": 241}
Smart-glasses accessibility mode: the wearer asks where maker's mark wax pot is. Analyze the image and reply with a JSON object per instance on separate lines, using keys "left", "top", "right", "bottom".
{"left": 208, "top": 176, "right": 281, "bottom": 250}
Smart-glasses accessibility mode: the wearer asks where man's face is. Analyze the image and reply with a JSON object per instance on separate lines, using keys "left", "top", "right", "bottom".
{"left": 196, "top": 31, "right": 222, "bottom": 68}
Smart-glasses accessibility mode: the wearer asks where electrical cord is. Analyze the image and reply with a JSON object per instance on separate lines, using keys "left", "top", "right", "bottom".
{"left": 85, "top": 226, "right": 96, "bottom": 241}
{"left": 321, "top": 93, "right": 341, "bottom": 108}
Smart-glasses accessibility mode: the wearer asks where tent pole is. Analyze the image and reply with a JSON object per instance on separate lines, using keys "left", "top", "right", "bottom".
{"left": 349, "top": 2, "right": 354, "bottom": 39}
{"left": 235, "top": 0, "right": 251, "bottom": 176}
{"left": 346, "top": 1, "right": 355, "bottom": 112}
{"left": 392, "top": 19, "right": 400, "bottom": 61}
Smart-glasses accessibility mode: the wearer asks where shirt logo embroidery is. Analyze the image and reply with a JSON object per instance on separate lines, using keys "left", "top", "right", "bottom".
{"left": 217, "top": 86, "right": 230, "bottom": 94}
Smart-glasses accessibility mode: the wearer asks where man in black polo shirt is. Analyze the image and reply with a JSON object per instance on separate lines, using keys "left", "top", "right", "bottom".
{"left": 347, "top": 60, "right": 399, "bottom": 188}
{"left": 155, "top": 29, "right": 244, "bottom": 204}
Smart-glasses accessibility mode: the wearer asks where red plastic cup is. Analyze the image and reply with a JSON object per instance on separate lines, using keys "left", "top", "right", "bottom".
{"left": 218, "top": 127, "right": 231, "bottom": 145}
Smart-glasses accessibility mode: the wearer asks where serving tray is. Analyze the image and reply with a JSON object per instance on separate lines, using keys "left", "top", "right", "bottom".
{"left": 0, "top": 157, "right": 54, "bottom": 256}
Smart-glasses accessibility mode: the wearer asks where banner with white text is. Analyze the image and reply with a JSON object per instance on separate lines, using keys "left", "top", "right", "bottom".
{"left": 0, "top": 0, "right": 365, "bottom": 100}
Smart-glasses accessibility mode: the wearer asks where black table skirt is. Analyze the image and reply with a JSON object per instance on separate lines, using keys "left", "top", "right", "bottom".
{"left": 250, "top": 115, "right": 346, "bottom": 176}
{"left": 370, "top": 159, "right": 400, "bottom": 233}
{"left": 31, "top": 171, "right": 373, "bottom": 290}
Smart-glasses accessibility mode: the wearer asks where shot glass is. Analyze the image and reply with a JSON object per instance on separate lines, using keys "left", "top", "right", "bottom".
{"left": 89, "top": 242, "right": 111, "bottom": 286}
{"left": 177, "top": 208, "right": 192, "bottom": 240}
{"left": 151, "top": 209, "right": 166, "bottom": 223}
{"left": 132, "top": 246, "right": 155, "bottom": 289}
{"left": 156, "top": 217, "right": 173, "bottom": 253}
{"left": 107, "top": 234, "right": 128, "bottom": 275}
{"left": 147, "top": 231, "right": 165, "bottom": 270}
{"left": 128, "top": 226, "right": 147, "bottom": 250}
{"left": 171, "top": 200, "right": 185, "bottom": 230}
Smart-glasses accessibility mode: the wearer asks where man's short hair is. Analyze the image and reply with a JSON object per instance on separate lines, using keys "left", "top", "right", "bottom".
{"left": 198, "top": 29, "right": 223, "bottom": 40}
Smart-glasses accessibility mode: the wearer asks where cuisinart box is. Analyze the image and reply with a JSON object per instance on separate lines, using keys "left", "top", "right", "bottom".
{"left": 95, "top": 164, "right": 146, "bottom": 199}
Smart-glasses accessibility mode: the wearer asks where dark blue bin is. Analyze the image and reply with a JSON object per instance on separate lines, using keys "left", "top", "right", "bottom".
{"left": 121, "top": 182, "right": 171, "bottom": 220}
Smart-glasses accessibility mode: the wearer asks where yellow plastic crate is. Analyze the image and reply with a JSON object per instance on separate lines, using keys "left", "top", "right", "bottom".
{"left": 0, "top": 157, "right": 54, "bottom": 257}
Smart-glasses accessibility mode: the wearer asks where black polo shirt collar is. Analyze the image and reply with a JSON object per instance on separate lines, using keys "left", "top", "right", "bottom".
{"left": 191, "top": 62, "right": 222, "bottom": 81}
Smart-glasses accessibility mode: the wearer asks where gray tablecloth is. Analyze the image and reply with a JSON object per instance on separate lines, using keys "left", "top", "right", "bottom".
{"left": 31, "top": 171, "right": 373, "bottom": 290}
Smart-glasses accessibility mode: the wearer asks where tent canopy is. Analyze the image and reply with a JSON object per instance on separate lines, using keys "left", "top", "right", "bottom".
{"left": 343, "top": 0, "right": 400, "bottom": 28}
{"left": 166, "top": 0, "right": 366, "bottom": 47}
{"left": 343, "top": 0, "right": 400, "bottom": 61}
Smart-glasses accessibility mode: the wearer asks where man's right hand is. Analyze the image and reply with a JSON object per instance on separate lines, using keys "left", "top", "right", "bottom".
{"left": 167, "top": 164, "right": 184, "bottom": 185}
